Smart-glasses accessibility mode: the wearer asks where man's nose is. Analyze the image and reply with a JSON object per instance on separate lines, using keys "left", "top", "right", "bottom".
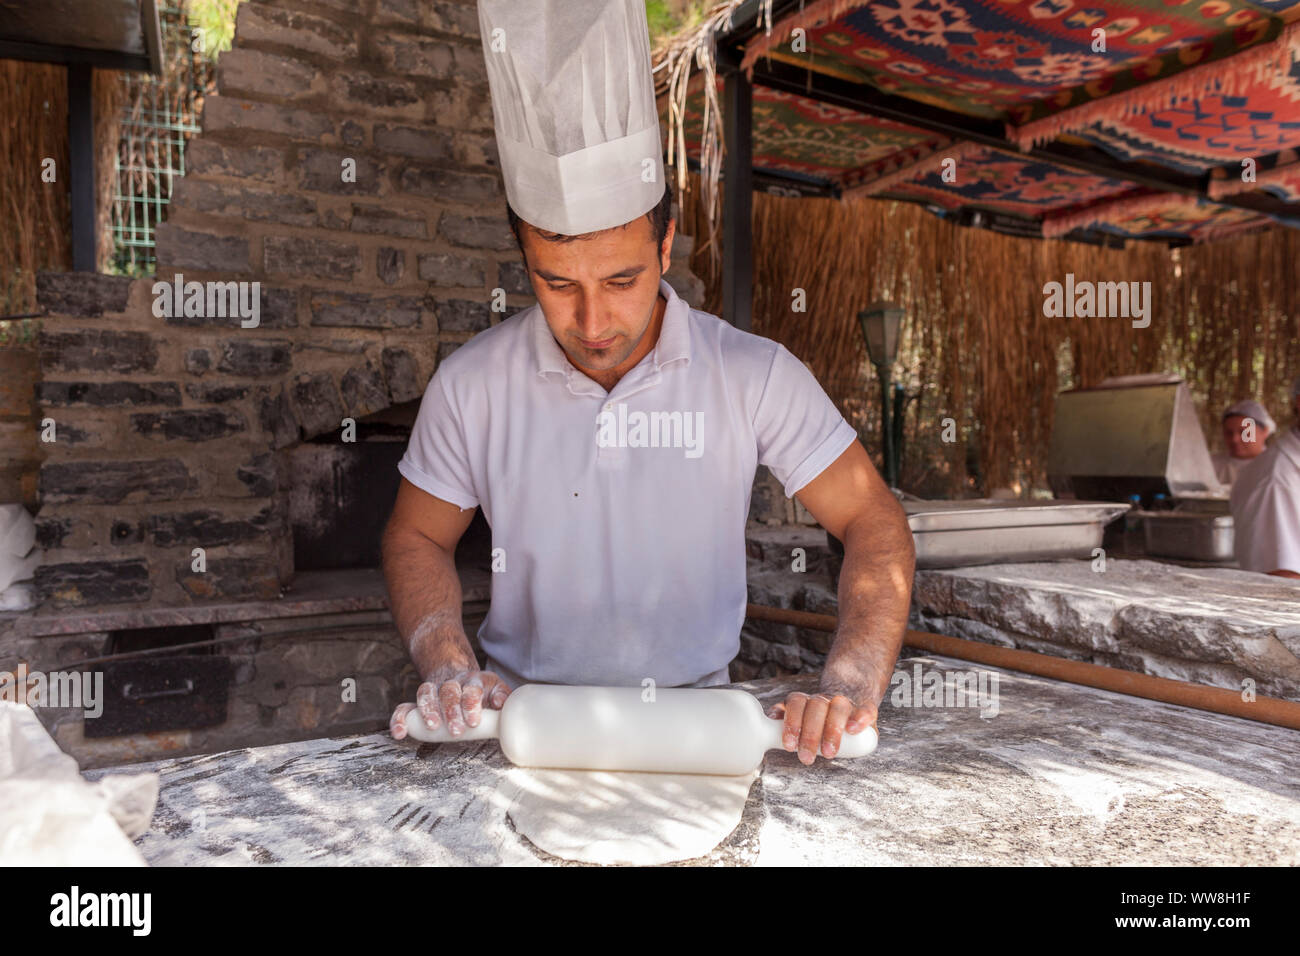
{"left": 573, "top": 295, "right": 606, "bottom": 335}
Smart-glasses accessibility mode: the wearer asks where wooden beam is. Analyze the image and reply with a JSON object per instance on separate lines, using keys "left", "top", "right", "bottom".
{"left": 141, "top": 0, "right": 165, "bottom": 76}
{"left": 686, "top": 154, "right": 838, "bottom": 198}
{"left": 0, "top": 39, "right": 152, "bottom": 72}
{"left": 721, "top": 0, "right": 808, "bottom": 47}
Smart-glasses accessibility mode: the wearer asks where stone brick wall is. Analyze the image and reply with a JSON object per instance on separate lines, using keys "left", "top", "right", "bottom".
{"left": 33, "top": 0, "right": 519, "bottom": 610}
{"left": 10, "top": 609, "right": 418, "bottom": 770}
{"left": 0, "top": 346, "right": 39, "bottom": 508}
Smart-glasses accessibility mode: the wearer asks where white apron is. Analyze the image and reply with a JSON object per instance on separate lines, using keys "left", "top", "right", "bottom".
{"left": 1230, "top": 426, "right": 1300, "bottom": 574}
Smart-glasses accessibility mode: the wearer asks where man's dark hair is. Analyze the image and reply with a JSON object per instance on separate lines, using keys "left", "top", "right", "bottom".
{"left": 506, "top": 182, "right": 675, "bottom": 257}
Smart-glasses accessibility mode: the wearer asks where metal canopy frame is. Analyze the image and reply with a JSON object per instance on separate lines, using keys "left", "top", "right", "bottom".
{"left": 1, "top": 0, "right": 163, "bottom": 271}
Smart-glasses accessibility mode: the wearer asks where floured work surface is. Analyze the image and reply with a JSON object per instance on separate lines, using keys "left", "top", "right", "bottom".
{"left": 87, "top": 665, "right": 1300, "bottom": 866}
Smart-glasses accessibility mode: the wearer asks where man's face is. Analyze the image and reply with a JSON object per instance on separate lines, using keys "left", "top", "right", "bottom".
{"left": 520, "top": 214, "right": 675, "bottom": 375}
{"left": 1222, "top": 414, "right": 1271, "bottom": 458}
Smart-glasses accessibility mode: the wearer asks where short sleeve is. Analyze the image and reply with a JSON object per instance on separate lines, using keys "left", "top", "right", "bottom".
{"left": 754, "top": 344, "right": 858, "bottom": 497}
{"left": 397, "top": 372, "right": 480, "bottom": 510}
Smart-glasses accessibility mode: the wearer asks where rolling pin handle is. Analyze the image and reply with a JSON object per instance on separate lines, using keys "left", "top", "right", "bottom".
{"left": 761, "top": 712, "right": 878, "bottom": 760}
{"left": 402, "top": 706, "right": 501, "bottom": 743}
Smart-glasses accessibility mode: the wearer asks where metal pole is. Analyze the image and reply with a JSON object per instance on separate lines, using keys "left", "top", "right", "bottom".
{"left": 878, "top": 365, "right": 896, "bottom": 487}
{"left": 891, "top": 381, "right": 906, "bottom": 485}
{"left": 722, "top": 64, "right": 753, "bottom": 331}
{"left": 68, "top": 62, "right": 97, "bottom": 271}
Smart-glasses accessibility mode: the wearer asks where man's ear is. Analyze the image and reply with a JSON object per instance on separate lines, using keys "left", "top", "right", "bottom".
{"left": 660, "top": 217, "right": 676, "bottom": 272}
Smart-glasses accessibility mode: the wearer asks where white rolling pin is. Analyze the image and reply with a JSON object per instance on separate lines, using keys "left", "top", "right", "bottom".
{"left": 402, "top": 684, "right": 878, "bottom": 775}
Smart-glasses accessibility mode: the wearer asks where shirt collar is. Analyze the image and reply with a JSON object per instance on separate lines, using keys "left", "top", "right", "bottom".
{"left": 532, "top": 277, "right": 691, "bottom": 379}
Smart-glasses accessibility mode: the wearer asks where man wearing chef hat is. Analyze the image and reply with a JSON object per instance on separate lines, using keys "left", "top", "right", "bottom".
{"left": 1230, "top": 378, "right": 1300, "bottom": 578}
{"left": 1211, "top": 399, "right": 1275, "bottom": 486}
{"left": 383, "top": 0, "right": 915, "bottom": 765}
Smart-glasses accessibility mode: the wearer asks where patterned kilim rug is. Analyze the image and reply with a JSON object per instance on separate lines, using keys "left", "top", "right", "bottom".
{"left": 1078, "top": 63, "right": 1300, "bottom": 173}
{"left": 884, "top": 147, "right": 1126, "bottom": 215}
{"left": 748, "top": 0, "right": 1300, "bottom": 121}
{"left": 674, "top": 83, "right": 940, "bottom": 181}
{"left": 661, "top": 0, "right": 1300, "bottom": 241}
{"left": 1085, "top": 198, "right": 1270, "bottom": 241}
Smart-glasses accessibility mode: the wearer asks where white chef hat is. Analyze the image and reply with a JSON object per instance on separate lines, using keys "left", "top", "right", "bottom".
{"left": 1223, "top": 399, "right": 1276, "bottom": 433}
{"left": 477, "top": 0, "right": 665, "bottom": 237}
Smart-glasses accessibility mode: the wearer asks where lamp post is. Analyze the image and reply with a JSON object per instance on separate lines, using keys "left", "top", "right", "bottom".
{"left": 858, "top": 302, "right": 905, "bottom": 488}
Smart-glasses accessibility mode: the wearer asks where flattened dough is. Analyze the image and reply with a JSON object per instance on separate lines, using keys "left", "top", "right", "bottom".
{"left": 503, "top": 767, "right": 758, "bottom": 865}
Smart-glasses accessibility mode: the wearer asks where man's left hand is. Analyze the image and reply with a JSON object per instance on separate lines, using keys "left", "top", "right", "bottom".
{"left": 767, "top": 690, "right": 877, "bottom": 766}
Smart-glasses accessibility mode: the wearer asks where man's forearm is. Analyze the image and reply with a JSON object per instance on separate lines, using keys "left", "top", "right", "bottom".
{"left": 382, "top": 528, "right": 476, "bottom": 681}
{"left": 820, "top": 512, "right": 915, "bottom": 707}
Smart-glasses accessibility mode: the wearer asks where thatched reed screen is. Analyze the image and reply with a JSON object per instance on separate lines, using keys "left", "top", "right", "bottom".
{"left": 678, "top": 174, "right": 1300, "bottom": 497}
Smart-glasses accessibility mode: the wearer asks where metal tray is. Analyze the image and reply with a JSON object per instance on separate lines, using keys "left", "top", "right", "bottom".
{"left": 904, "top": 500, "right": 1129, "bottom": 568}
{"left": 1140, "top": 511, "right": 1235, "bottom": 563}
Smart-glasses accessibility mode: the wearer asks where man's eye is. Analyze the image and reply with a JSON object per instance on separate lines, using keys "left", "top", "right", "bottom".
{"left": 610, "top": 279, "right": 636, "bottom": 289}
{"left": 546, "top": 283, "right": 571, "bottom": 292}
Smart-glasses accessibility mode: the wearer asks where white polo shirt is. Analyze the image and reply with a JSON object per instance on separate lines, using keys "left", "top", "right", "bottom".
{"left": 397, "top": 278, "right": 857, "bottom": 688}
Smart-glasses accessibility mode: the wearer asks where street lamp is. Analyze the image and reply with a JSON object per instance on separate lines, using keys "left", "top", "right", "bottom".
{"left": 858, "top": 301, "right": 905, "bottom": 488}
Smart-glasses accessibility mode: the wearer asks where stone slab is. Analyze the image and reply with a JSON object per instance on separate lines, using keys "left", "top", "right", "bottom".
{"left": 1, "top": 567, "right": 492, "bottom": 638}
{"left": 83, "top": 666, "right": 1300, "bottom": 866}
{"left": 913, "top": 559, "right": 1300, "bottom": 700}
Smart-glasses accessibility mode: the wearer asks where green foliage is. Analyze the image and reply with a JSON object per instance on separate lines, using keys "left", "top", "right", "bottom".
{"left": 104, "top": 259, "right": 153, "bottom": 280}
{"left": 0, "top": 269, "right": 39, "bottom": 347}
{"left": 645, "top": 0, "right": 715, "bottom": 44}
{"left": 187, "top": 0, "right": 244, "bottom": 61}
{"left": 0, "top": 318, "right": 39, "bottom": 349}
{"left": 645, "top": 1, "right": 680, "bottom": 39}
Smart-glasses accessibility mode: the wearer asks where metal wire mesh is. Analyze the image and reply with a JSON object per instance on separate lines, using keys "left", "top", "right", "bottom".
{"left": 111, "top": 3, "right": 216, "bottom": 275}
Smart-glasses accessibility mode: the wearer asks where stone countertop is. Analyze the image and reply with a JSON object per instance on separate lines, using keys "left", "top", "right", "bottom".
{"left": 912, "top": 559, "right": 1300, "bottom": 700}
{"left": 84, "top": 662, "right": 1300, "bottom": 866}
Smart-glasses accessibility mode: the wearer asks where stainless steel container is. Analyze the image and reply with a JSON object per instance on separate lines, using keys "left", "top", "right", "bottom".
{"left": 904, "top": 500, "right": 1130, "bottom": 569}
{"left": 1047, "top": 377, "right": 1226, "bottom": 503}
{"left": 1140, "top": 511, "right": 1235, "bottom": 563}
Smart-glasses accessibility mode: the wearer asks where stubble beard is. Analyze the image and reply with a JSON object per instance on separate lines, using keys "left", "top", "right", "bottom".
{"left": 563, "top": 298, "right": 655, "bottom": 373}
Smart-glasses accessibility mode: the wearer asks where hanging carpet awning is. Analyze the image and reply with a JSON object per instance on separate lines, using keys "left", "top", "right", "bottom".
{"left": 657, "top": 0, "right": 1300, "bottom": 245}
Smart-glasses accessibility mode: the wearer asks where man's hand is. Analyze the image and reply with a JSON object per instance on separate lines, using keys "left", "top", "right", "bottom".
{"left": 766, "top": 690, "right": 878, "bottom": 766}
{"left": 389, "top": 665, "right": 511, "bottom": 740}
{"left": 778, "top": 440, "right": 911, "bottom": 768}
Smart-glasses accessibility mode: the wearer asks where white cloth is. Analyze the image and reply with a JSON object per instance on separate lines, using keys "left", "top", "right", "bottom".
{"left": 477, "top": 0, "right": 664, "bottom": 235}
{"left": 0, "top": 504, "right": 38, "bottom": 593}
{"left": 0, "top": 702, "right": 158, "bottom": 866}
{"left": 398, "top": 278, "right": 857, "bottom": 688}
{"left": 1230, "top": 426, "right": 1300, "bottom": 574}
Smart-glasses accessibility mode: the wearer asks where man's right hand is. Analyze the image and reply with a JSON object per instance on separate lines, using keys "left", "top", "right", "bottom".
{"left": 389, "top": 665, "right": 512, "bottom": 740}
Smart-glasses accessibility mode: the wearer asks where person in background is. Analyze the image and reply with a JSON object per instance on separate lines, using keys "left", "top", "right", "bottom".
{"left": 1212, "top": 399, "right": 1275, "bottom": 486}
{"left": 1230, "top": 379, "right": 1300, "bottom": 578}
